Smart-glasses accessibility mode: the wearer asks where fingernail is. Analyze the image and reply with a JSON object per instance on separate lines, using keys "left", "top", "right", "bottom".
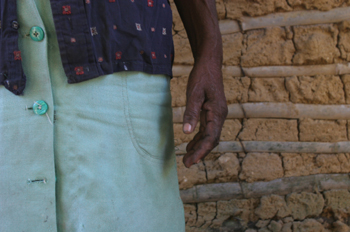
{"left": 183, "top": 123, "right": 192, "bottom": 133}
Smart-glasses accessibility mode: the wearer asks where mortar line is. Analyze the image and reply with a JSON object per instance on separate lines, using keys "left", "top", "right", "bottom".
{"left": 290, "top": 25, "right": 297, "bottom": 64}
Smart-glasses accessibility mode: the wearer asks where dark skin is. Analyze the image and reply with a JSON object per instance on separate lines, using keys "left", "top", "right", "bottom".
{"left": 174, "top": 0, "right": 228, "bottom": 168}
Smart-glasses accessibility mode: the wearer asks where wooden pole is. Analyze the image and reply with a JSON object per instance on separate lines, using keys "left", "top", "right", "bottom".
{"left": 181, "top": 174, "right": 350, "bottom": 203}
{"left": 175, "top": 141, "right": 350, "bottom": 154}
{"left": 241, "top": 7, "right": 350, "bottom": 31}
{"left": 173, "top": 103, "right": 350, "bottom": 122}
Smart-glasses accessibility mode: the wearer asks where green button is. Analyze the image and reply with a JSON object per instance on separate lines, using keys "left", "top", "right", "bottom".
{"left": 30, "top": 26, "right": 45, "bottom": 41}
{"left": 33, "top": 100, "right": 48, "bottom": 115}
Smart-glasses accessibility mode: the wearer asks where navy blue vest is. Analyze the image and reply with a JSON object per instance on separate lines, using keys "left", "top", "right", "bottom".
{"left": 0, "top": 0, "right": 174, "bottom": 95}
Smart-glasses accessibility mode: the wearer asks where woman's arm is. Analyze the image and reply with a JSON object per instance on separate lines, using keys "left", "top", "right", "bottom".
{"left": 174, "top": 0, "right": 228, "bottom": 168}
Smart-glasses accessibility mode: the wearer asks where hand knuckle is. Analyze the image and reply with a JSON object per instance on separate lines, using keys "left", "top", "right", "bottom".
{"left": 203, "top": 140, "right": 215, "bottom": 151}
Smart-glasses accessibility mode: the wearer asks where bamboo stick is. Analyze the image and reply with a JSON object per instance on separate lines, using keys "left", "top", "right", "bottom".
{"left": 219, "top": 20, "right": 241, "bottom": 35}
{"left": 172, "top": 65, "right": 193, "bottom": 77}
{"left": 243, "top": 64, "right": 338, "bottom": 77}
{"left": 173, "top": 63, "right": 350, "bottom": 78}
{"left": 175, "top": 141, "right": 350, "bottom": 154}
{"left": 241, "top": 7, "right": 350, "bottom": 31}
{"left": 172, "top": 65, "right": 243, "bottom": 77}
{"left": 242, "top": 103, "right": 350, "bottom": 120}
{"left": 181, "top": 174, "right": 350, "bottom": 203}
{"left": 173, "top": 103, "right": 350, "bottom": 122}
{"left": 222, "top": 66, "right": 243, "bottom": 77}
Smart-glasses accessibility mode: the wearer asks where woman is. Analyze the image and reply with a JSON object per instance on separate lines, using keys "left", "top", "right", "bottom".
{"left": 0, "top": 0, "right": 227, "bottom": 231}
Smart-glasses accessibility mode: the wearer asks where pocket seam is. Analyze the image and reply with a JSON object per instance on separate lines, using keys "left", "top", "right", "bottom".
{"left": 122, "top": 76, "right": 171, "bottom": 164}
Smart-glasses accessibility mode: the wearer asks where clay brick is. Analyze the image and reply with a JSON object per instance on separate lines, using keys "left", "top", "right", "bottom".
{"left": 184, "top": 204, "right": 197, "bottom": 227}
{"left": 338, "top": 153, "right": 350, "bottom": 173}
{"left": 238, "top": 119, "right": 298, "bottom": 141}
{"left": 333, "top": 221, "right": 350, "bottom": 232}
{"left": 338, "top": 21, "right": 350, "bottom": 62}
{"left": 205, "top": 153, "right": 241, "bottom": 183}
{"left": 283, "top": 153, "right": 350, "bottom": 177}
{"left": 173, "top": 32, "right": 193, "bottom": 65}
{"left": 196, "top": 202, "right": 217, "bottom": 228}
{"left": 255, "top": 195, "right": 291, "bottom": 220}
{"left": 259, "top": 228, "right": 271, "bottom": 232}
{"left": 222, "top": 33, "right": 243, "bottom": 66}
{"left": 171, "top": 2, "right": 184, "bottom": 32}
{"left": 316, "top": 154, "right": 343, "bottom": 173}
{"left": 281, "top": 222, "right": 292, "bottom": 232}
{"left": 184, "top": 226, "right": 202, "bottom": 232}
{"left": 171, "top": 75, "right": 187, "bottom": 107}
{"left": 256, "top": 220, "right": 270, "bottom": 228}
{"left": 224, "top": 0, "right": 292, "bottom": 19}
{"left": 286, "top": 192, "right": 324, "bottom": 220}
{"left": 282, "top": 153, "right": 317, "bottom": 177}
{"left": 177, "top": 155, "right": 206, "bottom": 190}
{"left": 248, "top": 78, "right": 289, "bottom": 102}
{"left": 241, "top": 27, "right": 295, "bottom": 67}
{"left": 287, "top": 0, "right": 348, "bottom": 11}
{"left": 216, "top": 0, "right": 226, "bottom": 20}
{"left": 213, "top": 199, "right": 259, "bottom": 228}
{"left": 268, "top": 220, "right": 283, "bottom": 232}
{"left": 299, "top": 118, "right": 348, "bottom": 142}
{"left": 220, "top": 119, "right": 242, "bottom": 141}
{"left": 283, "top": 217, "right": 294, "bottom": 223}
{"left": 224, "top": 76, "right": 250, "bottom": 104}
{"left": 292, "top": 24, "right": 340, "bottom": 65}
{"left": 246, "top": 229, "right": 258, "bottom": 232}
{"left": 324, "top": 190, "right": 350, "bottom": 213}
{"left": 341, "top": 75, "right": 350, "bottom": 104}
{"left": 239, "top": 153, "right": 284, "bottom": 183}
{"left": 286, "top": 75, "right": 345, "bottom": 104}
{"left": 292, "top": 219, "right": 325, "bottom": 232}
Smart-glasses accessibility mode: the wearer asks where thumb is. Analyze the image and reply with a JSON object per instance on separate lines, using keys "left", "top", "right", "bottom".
{"left": 183, "top": 99, "right": 202, "bottom": 134}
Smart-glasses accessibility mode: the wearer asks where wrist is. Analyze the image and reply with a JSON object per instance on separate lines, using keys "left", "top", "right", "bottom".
{"left": 193, "top": 56, "right": 223, "bottom": 68}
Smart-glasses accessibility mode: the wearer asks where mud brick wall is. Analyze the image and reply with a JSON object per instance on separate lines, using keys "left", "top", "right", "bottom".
{"left": 170, "top": 1, "right": 350, "bottom": 231}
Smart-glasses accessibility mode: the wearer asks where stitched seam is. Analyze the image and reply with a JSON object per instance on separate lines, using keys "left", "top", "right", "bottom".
{"left": 122, "top": 76, "right": 167, "bottom": 163}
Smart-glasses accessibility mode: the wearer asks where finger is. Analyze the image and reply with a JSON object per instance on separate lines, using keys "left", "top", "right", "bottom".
{"left": 183, "top": 91, "right": 204, "bottom": 134}
{"left": 201, "top": 102, "right": 227, "bottom": 141}
{"left": 185, "top": 134, "right": 205, "bottom": 161}
{"left": 183, "top": 133, "right": 218, "bottom": 168}
{"left": 186, "top": 131, "right": 203, "bottom": 152}
{"left": 199, "top": 110, "right": 207, "bottom": 130}
{"left": 186, "top": 111, "right": 207, "bottom": 152}
{"left": 184, "top": 111, "right": 222, "bottom": 167}
{"left": 182, "top": 149, "right": 195, "bottom": 167}
{"left": 183, "top": 107, "right": 200, "bottom": 134}
{"left": 183, "top": 96, "right": 227, "bottom": 167}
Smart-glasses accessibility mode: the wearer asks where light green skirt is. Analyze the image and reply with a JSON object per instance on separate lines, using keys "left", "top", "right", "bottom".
{"left": 0, "top": 0, "right": 185, "bottom": 231}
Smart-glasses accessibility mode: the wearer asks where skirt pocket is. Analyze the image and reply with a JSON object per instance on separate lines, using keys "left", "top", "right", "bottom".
{"left": 122, "top": 72, "right": 175, "bottom": 163}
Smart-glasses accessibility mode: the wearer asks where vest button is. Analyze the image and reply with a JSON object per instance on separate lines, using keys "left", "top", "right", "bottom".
{"left": 33, "top": 100, "right": 49, "bottom": 115}
{"left": 30, "top": 26, "right": 45, "bottom": 41}
{"left": 11, "top": 21, "right": 19, "bottom": 30}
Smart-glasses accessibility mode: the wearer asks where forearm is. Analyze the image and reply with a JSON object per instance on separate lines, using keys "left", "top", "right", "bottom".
{"left": 174, "top": 0, "right": 223, "bottom": 65}
{"left": 174, "top": 1, "right": 227, "bottom": 168}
